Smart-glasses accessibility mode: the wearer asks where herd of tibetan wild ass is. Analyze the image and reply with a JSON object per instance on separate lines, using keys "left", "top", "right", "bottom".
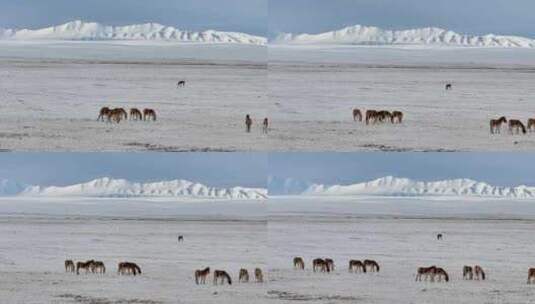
{"left": 353, "top": 83, "right": 535, "bottom": 134}
{"left": 61, "top": 233, "right": 535, "bottom": 285}
{"left": 96, "top": 80, "right": 270, "bottom": 134}
{"left": 292, "top": 233, "right": 535, "bottom": 284}
{"left": 94, "top": 82, "right": 535, "bottom": 135}
{"left": 63, "top": 235, "right": 264, "bottom": 286}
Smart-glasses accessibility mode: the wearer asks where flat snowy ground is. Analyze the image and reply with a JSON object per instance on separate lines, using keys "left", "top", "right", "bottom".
{"left": 0, "top": 42, "right": 267, "bottom": 151}
{"left": 267, "top": 197, "right": 535, "bottom": 304}
{"left": 268, "top": 45, "right": 535, "bottom": 151}
{"left": 0, "top": 198, "right": 267, "bottom": 304}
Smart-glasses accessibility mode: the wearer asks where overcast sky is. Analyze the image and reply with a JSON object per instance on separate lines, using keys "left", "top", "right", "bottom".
{"left": 269, "top": 0, "right": 535, "bottom": 38}
{"left": 0, "top": 153, "right": 267, "bottom": 188}
{"left": 269, "top": 153, "right": 535, "bottom": 189}
{"left": 0, "top": 0, "right": 267, "bottom": 36}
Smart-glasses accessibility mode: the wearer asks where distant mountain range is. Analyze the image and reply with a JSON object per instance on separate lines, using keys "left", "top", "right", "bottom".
{"left": 0, "top": 20, "right": 266, "bottom": 45}
{"left": 0, "top": 177, "right": 267, "bottom": 199}
{"left": 273, "top": 24, "right": 535, "bottom": 48}
{"left": 270, "top": 176, "right": 535, "bottom": 198}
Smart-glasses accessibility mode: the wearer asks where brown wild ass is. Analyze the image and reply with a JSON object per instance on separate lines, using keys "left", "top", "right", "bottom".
{"left": 239, "top": 268, "right": 249, "bottom": 283}
{"left": 312, "top": 258, "right": 329, "bottom": 272}
{"left": 416, "top": 266, "right": 437, "bottom": 281}
{"left": 435, "top": 267, "right": 449, "bottom": 282}
{"left": 108, "top": 108, "right": 128, "bottom": 123}
{"left": 325, "top": 259, "right": 335, "bottom": 271}
{"left": 213, "top": 270, "right": 232, "bottom": 285}
{"left": 348, "top": 260, "right": 366, "bottom": 273}
{"left": 130, "top": 108, "right": 143, "bottom": 121}
{"left": 76, "top": 260, "right": 94, "bottom": 275}
{"left": 391, "top": 111, "right": 403, "bottom": 124}
{"left": 118, "top": 262, "right": 142, "bottom": 276}
{"left": 97, "top": 107, "right": 111, "bottom": 121}
{"left": 353, "top": 108, "right": 362, "bottom": 122}
{"left": 293, "top": 257, "right": 305, "bottom": 270}
{"left": 509, "top": 119, "right": 526, "bottom": 134}
{"left": 474, "top": 265, "right": 486, "bottom": 280}
{"left": 365, "top": 110, "right": 377, "bottom": 125}
{"left": 255, "top": 268, "right": 264, "bottom": 283}
{"left": 364, "top": 259, "right": 380, "bottom": 272}
{"left": 65, "top": 260, "right": 75, "bottom": 273}
{"left": 194, "top": 267, "right": 210, "bottom": 285}
{"left": 91, "top": 261, "right": 106, "bottom": 274}
{"left": 528, "top": 118, "right": 535, "bottom": 132}
{"left": 376, "top": 110, "right": 392, "bottom": 123}
{"left": 528, "top": 268, "right": 535, "bottom": 284}
{"left": 463, "top": 266, "right": 473, "bottom": 280}
{"left": 490, "top": 116, "right": 507, "bottom": 134}
{"left": 143, "top": 109, "right": 157, "bottom": 121}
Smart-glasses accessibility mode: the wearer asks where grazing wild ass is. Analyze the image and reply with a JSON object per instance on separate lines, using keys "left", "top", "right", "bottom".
{"left": 143, "top": 108, "right": 157, "bottom": 121}
{"left": 312, "top": 258, "right": 330, "bottom": 273}
{"left": 364, "top": 259, "right": 380, "bottom": 272}
{"left": 348, "top": 260, "right": 366, "bottom": 273}
{"left": 118, "top": 262, "right": 142, "bottom": 276}
{"left": 474, "top": 265, "right": 486, "bottom": 280}
{"left": 509, "top": 119, "right": 526, "bottom": 134}
{"left": 129, "top": 108, "right": 143, "bottom": 121}
{"left": 213, "top": 270, "right": 232, "bottom": 285}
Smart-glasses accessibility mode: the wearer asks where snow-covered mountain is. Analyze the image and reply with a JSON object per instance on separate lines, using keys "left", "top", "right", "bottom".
{"left": 0, "top": 20, "right": 266, "bottom": 45}
{"left": 280, "top": 176, "right": 535, "bottom": 199}
{"left": 0, "top": 177, "right": 266, "bottom": 199}
{"left": 273, "top": 25, "right": 535, "bottom": 48}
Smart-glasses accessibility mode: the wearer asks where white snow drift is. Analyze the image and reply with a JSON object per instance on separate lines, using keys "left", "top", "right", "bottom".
{"left": 273, "top": 25, "right": 535, "bottom": 48}
{"left": 0, "top": 177, "right": 267, "bottom": 199}
{"left": 291, "top": 176, "right": 535, "bottom": 198}
{"left": 0, "top": 20, "right": 266, "bottom": 45}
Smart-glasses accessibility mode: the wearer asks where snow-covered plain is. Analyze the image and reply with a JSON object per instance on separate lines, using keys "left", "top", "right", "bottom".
{"left": 0, "top": 198, "right": 267, "bottom": 304}
{"left": 268, "top": 197, "right": 535, "bottom": 304}
{"left": 0, "top": 41, "right": 266, "bottom": 151}
{"left": 268, "top": 45, "right": 535, "bottom": 151}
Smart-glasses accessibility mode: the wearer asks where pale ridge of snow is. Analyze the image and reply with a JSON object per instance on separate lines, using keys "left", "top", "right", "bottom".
{"left": 0, "top": 177, "right": 266, "bottom": 199}
{"left": 0, "top": 20, "right": 266, "bottom": 45}
{"left": 273, "top": 25, "right": 535, "bottom": 48}
{"left": 300, "top": 176, "right": 535, "bottom": 198}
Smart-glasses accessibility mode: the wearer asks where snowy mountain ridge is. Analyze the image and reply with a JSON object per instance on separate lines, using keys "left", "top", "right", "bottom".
{"left": 0, "top": 20, "right": 266, "bottom": 45}
{"left": 284, "top": 176, "right": 535, "bottom": 198}
{"left": 0, "top": 177, "right": 267, "bottom": 199}
{"left": 273, "top": 25, "right": 535, "bottom": 48}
